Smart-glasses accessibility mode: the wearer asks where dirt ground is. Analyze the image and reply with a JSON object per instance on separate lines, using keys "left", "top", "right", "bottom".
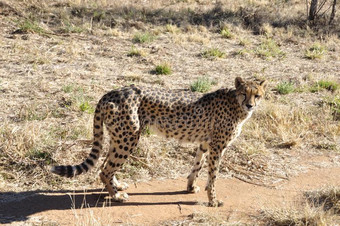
{"left": 1, "top": 160, "right": 340, "bottom": 225}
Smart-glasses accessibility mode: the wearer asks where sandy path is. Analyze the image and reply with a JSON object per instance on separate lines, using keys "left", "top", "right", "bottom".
{"left": 1, "top": 166, "right": 340, "bottom": 225}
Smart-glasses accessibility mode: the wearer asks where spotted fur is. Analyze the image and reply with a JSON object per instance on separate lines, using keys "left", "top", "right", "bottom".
{"left": 51, "top": 77, "right": 267, "bottom": 207}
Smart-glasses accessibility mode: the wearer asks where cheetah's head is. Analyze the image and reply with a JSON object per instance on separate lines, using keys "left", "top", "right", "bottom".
{"left": 235, "top": 77, "right": 267, "bottom": 112}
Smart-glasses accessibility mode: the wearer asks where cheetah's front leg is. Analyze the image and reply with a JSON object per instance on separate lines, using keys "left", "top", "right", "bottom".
{"left": 205, "top": 145, "right": 224, "bottom": 207}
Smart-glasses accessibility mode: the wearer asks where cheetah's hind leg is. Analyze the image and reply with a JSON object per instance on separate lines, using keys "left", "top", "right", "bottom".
{"left": 99, "top": 131, "right": 141, "bottom": 202}
{"left": 187, "top": 143, "right": 209, "bottom": 193}
{"left": 100, "top": 171, "right": 128, "bottom": 202}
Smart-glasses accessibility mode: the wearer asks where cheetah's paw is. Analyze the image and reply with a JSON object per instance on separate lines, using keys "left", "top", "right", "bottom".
{"left": 113, "top": 192, "right": 129, "bottom": 202}
{"left": 116, "top": 182, "right": 129, "bottom": 191}
{"left": 187, "top": 185, "right": 200, "bottom": 193}
{"left": 208, "top": 200, "right": 224, "bottom": 207}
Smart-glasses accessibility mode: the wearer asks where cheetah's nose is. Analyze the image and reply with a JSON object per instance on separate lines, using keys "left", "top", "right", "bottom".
{"left": 246, "top": 104, "right": 253, "bottom": 109}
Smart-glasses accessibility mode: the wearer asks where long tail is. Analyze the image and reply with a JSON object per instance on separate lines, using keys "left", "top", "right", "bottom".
{"left": 51, "top": 103, "right": 104, "bottom": 178}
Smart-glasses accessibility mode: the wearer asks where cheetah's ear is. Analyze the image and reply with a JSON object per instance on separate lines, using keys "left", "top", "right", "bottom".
{"left": 235, "top": 77, "right": 244, "bottom": 88}
{"left": 260, "top": 80, "right": 268, "bottom": 89}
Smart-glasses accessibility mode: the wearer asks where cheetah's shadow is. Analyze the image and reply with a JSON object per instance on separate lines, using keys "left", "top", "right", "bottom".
{"left": 0, "top": 189, "right": 197, "bottom": 224}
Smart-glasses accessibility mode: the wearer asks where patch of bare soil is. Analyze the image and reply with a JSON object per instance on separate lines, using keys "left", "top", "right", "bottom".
{"left": 1, "top": 165, "right": 340, "bottom": 225}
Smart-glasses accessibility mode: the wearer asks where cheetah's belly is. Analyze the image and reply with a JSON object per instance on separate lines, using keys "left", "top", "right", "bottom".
{"left": 148, "top": 117, "right": 212, "bottom": 144}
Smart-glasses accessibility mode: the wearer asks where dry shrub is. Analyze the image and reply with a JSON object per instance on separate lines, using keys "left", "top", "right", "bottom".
{"left": 244, "top": 101, "right": 339, "bottom": 148}
{"left": 1, "top": 121, "right": 44, "bottom": 159}
{"left": 0, "top": 121, "right": 54, "bottom": 190}
{"left": 4, "top": 0, "right": 339, "bottom": 37}
{"left": 305, "top": 187, "right": 340, "bottom": 214}
{"left": 259, "top": 187, "right": 340, "bottom": 225}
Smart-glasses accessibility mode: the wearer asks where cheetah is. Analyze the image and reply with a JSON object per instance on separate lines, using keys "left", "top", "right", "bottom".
{"left": 51, "top": 77, "right": 267, "bottom": 207}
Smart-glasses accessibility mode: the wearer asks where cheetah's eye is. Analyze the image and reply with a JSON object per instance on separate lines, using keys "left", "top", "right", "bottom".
{"left": 255, "top": 94, "right": 261, "bottom": 98}
{"left": 242, "top": 93, "right": 246, "bottom": 98}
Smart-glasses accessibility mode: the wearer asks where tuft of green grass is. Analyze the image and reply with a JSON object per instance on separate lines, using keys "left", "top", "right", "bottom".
{"left": 65, "top": 86, "right": 95, "bottom": 113}
{"left": 220, "top": 28, "right": 234, "bottom": 39}
{"left": 127, "top": 46, "right": 145, "bottom": 57}
{"left": 79, "top": 101, "right": 95, "bottom": 113}
{"left": 276, "top": 82, "right": 295, "bottom": 95}
{"left": 201, "top": 48, "right": 225, "bottom": 59}
{"left": 154, "top": 63, "right": 172, "bottom": 75}
{"left": 305, "top": 43, "right": 327, "bottom": 60}
{"left": 310, "top": 80, "right": 339, "bottom": 93}
{"left": 255, "top": 39, "right": 285, "bottom": 59}
{"left": 132, "top": 32, "right": 154, "bottom": 43}
{"left": 18, "top": 19, "right": 46, "bottom": 34}
{"left": 190, "top": 77, "right": 216, "bottom": 93}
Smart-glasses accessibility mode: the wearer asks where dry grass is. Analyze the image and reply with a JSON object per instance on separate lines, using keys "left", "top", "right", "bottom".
{"left": 0, "top": 0, "right": 339, "bottom": 224}
{"left": 258, "top": 205, "right": 339, "bottom": 226}
{"left": 305, "top": 187, "right": 340, "bottom": 214}
{"left": 258, "top": 187, "right": 340, "bottom": 226}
